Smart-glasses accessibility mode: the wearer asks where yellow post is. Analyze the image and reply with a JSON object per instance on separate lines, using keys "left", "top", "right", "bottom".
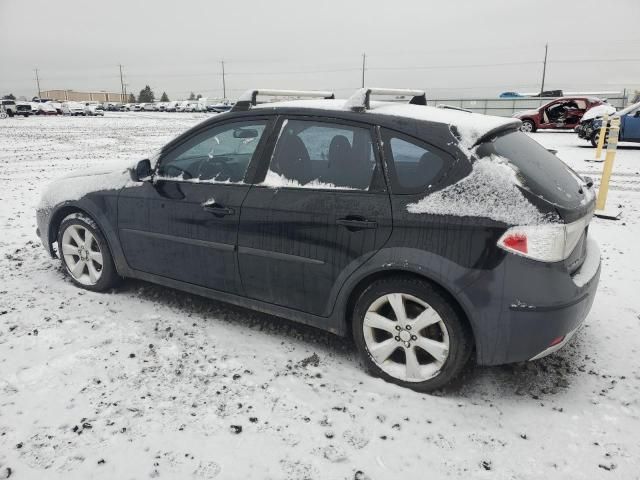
{"left": 595, "top": 114, "right": 609, "bottom": 160}
{"left": 595, "top": 116, "right": 620, "bottom": 212}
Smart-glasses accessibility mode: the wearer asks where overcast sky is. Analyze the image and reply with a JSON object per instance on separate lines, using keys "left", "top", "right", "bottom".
{"left": 1, "top": 0, "right": 639, "bottom": 101}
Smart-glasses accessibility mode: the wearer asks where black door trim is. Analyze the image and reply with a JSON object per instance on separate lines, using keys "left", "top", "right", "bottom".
{"left": 237, "top": 245, "right": 325, "bottom": 265}
{"left": 120, "top": 228, "right": 235, "bottom": 251}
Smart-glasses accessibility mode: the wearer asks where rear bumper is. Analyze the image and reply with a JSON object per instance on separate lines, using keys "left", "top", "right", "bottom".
{"left": 465, "top": 237, "right": 601, "bottom": 366}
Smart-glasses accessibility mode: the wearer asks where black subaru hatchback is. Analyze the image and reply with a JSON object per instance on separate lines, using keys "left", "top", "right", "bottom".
{"left": 36, "top": 88, "right": 601, "bottom": 392}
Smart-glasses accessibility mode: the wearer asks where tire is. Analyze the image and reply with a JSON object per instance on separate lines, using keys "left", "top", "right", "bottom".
{"left": 590, "top": 131, "right": 608, "bottom": 148}
{"left": 57, "top": 213, "right": 119, "bottom": 292}
{"left": 352, "top": 276, "right": 472, "bottom": 392}
{"left": 520, "top": 119, "right": 536, "bottom": 133}
{"left": 7, "top": 110, "right": 14, "bottom": 118}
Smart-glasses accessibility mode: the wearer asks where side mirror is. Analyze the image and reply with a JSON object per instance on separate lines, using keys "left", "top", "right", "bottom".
{"left": 132, "top": 159, "right": 152, "bottom": 182}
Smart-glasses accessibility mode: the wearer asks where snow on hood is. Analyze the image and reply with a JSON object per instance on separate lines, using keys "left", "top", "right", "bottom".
{"left": 407, "top": 155, "right": 559, "bottom": 225}
{"left": 513, "top": 109, "right": 538, "bottom": 118}
{"left": 581, "top": 104, "right": 616, "bottom": 122}
{"left": 38, "top": 160, "right": 140, "bottom": 212}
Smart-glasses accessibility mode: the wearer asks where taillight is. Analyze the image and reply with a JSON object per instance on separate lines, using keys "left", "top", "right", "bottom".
{"left": 497, "top": 215, "right": 591, "bottom": 263}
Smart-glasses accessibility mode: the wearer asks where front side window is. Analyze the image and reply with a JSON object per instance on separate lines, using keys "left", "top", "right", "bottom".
{"left": 382, "top": 129, "right": 452, "bottom": 194}
{"left": 262, "top": 119, "right": 376, "bottom": 190}
{"left": 157, "top": 120, "right": 267, "bottom": 183}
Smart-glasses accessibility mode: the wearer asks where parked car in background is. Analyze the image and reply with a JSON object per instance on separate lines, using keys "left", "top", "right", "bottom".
{"left": 206, "top": 101, "right": 234, "bottom": 113}
{"left": 176, "top": 101, "right": 190, "bottom": 112}
{"left": 165, "top": 101, "right": 179, "bottom": 112}
{"left": 34, "top": 103, "right": 58, "bottom": 115}
{"left": 1, "top": 99, "right": 32, "bottom": 117}
{"left": 577, "top": 101, "right": 640, "bottom": 146}
{"left": 36, "top": 87, "right": 601, "bottom": 392}
{"left": 62, "top": 102, "right": 86, "bottom": 115}
{"left": 142, "top": 103, "right": 157, "bottom": 111}
{"left": 84, "top": 103, "right": 105, "bottom": 116}
{"left": 132, "top": 104, "right": 142, "bottom": 112}
{"left": 513, "top": 97, "right": 605, "bottom": 132}
{"left": 49, "top": 102, "right": 63, "bottom": 114}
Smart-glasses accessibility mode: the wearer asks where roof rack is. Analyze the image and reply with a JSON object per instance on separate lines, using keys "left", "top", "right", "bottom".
{"left": 232, "top": 89, "right": 335, "bottom": 112}
{"left": 436, "top": 104, "right": 472, "bottom": 113}
{"left": 346, "top": 88, "right": 426, "bottom": 111}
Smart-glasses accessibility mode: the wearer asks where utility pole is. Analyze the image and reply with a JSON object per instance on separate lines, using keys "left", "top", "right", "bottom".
{"left": 34, "top": 68, "right": 41, "bottom": 98}
{"left": 540, "top": 43, "right": 548, "bottom": 96}
{"left": 119, "top": 64, "right": 125, "bottom": 103}
{"left": 221, "top": 60, "right": 226, "bottom": 100}
{"left": 361, "top": 53, "right": 366, "bottom": 88}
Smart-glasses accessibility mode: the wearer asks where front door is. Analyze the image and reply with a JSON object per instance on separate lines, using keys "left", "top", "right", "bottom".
{"left": 237, "top": 117, "right": 392, "bottom": 317}
{"left": 118, "top": 118, "right": 271, "bottom": 293}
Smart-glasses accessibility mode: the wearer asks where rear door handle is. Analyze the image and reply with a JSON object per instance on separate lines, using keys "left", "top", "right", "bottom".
{"left": 202, "top": 201, "right": 235, "bottom": 217}
{"left": 336, "top": 217, "right": 378, "bottom": 231}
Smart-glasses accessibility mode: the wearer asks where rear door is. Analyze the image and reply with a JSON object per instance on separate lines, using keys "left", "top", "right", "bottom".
{"left": 118, "top": 117, "right": 273, "bottom": 293}
{"left": 237, "top": 116, "right": 392, "bottom": 317}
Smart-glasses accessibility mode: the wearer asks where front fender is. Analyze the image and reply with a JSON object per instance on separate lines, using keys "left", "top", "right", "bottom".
{"left": 41, "top": 192, "right": 129, "bottom": 276}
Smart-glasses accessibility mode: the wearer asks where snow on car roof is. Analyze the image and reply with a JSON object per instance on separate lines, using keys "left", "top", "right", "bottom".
{"left": 253, "top": 99, "right": 519, "bottom": 149}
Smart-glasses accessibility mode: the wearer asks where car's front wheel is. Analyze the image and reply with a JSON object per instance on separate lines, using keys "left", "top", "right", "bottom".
{"left": 352, "top": 276, "right": 472, "bottom": 392}
{"left": 57, "top": 213, "right": 119, "bottom": 291}
{"left": 520, "top": 119, "right": 536, "bottom": 133}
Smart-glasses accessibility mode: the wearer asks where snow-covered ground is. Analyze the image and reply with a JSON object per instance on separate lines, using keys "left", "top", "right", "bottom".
{"left": 1, "top": 113, "right": 639, "bottom": 480}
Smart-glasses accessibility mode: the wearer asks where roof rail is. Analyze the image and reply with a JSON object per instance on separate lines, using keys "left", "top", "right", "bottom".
{"left": 346, "top": 88, "right": 426, "bottom": 111}
{"left": 232, "top": 89, "right": 335, "bottom": 112}
{"left": 436, "top": 104, "right": 473, "bottom": 113}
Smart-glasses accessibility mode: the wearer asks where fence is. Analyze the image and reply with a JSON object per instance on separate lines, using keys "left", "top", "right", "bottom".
{"left": 425, "top": 95, "right": 629, "bottom": 117}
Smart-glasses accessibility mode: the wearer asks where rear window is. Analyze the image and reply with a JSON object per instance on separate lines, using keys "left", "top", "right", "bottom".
{"left": 475, "top": 130, "right": 585, "bottom": 209}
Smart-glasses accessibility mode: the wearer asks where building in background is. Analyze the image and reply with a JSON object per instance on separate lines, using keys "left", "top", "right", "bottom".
{"left": 39, "top": 90, "right": 127, "bottom": 102}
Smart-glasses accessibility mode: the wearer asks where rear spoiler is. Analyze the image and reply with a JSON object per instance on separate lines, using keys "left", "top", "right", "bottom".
{"left": 469, "top": 119, "right": 523, "bottom": 147}
{"left": 346, "top": 88, "right": 426, "bottom": 111}
{"left": 232, "top": 89, "right": 335, "bottom": 112}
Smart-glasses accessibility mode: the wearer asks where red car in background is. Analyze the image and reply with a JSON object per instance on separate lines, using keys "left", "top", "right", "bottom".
{"left": 513, "top": 96, "right": 605, "bottom": 132}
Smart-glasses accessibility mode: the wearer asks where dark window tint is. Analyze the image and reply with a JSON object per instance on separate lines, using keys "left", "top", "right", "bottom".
{"left": 157, "top": 121, "right": 267, "bottom": 183}
{"left": 265, "top": 119, "right": 376, "bottom": 190}
{"left": 476, "top": 130, "right": 583, "bottom": 209}
{"left": 383, "top": 130, "right": 451, "bottom": 193}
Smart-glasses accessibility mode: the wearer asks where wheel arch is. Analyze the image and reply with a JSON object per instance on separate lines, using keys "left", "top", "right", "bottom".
{"left": 341, "top": 267, "right": 476, "bottom": 351}
{"left": 46, "top": 203, "right": 124, "bottom": 275}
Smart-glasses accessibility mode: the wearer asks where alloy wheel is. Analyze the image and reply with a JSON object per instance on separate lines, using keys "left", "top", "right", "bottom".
{"left": 521, "top": 121, "right": 534, "bottom": 133}
{"left": 61, "top": 224, "right": 104, "bottom": 285}
{"left": 362, "top": 293, "right": 450, "bottom": 382}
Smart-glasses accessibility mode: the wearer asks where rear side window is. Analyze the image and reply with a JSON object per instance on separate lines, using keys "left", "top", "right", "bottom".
{"left": 262, "top": 119, "right": 376, "bottom": 190}
{"left": 382, "top": 129, "right": 452, "bottom": 194}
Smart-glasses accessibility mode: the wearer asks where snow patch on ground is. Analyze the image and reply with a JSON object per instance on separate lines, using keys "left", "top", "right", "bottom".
{"left": 407, "top": 155, "right": 558, "bottom": 225}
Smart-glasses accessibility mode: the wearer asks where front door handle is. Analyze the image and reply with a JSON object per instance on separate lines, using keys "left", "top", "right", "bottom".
{"left": 202, "top": 201, "right": 235, "bottom": 217}
{"left": 336, "top": 217, "right": 378, "bottom": 231}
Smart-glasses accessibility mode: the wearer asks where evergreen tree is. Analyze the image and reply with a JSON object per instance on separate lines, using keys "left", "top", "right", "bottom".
{"left": 138, "top": 85, "right": 155, "bottom": 103}
{"left": 2, "top": 93, "right": 16, "bottom": 100}
{"left": 188, "top": 92, "right": 196, "bottom": 100}
{"left": 128, "top": 93, "right": 136, "bottom": 103}
{"left": 160, "top": 92, "right": 169, "bottom": 102}
{"left": 196, "top": 94, "right": 202, "bottom": 100}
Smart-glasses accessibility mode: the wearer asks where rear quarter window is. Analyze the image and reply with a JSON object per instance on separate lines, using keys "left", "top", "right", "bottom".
{"left": 381, "top": 128, "right": 454, "bottom": 194}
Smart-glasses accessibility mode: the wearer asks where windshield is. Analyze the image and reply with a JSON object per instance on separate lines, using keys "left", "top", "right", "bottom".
{"left": 476, "top": 130, "right": 587, "bottom": 210}
{"left": 617, "top": 101, "right": 640, "bottom": 117}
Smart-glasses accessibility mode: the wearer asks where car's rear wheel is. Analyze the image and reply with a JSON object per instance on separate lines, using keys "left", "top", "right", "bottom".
{"left": 352, "top": 277, "right": 472, "bottom": 392}
{"left": 57, "top": 213, "right": 119, "bottom": 291}
{"left": 520, "top": 119, "right": 536, "bottom": 133}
